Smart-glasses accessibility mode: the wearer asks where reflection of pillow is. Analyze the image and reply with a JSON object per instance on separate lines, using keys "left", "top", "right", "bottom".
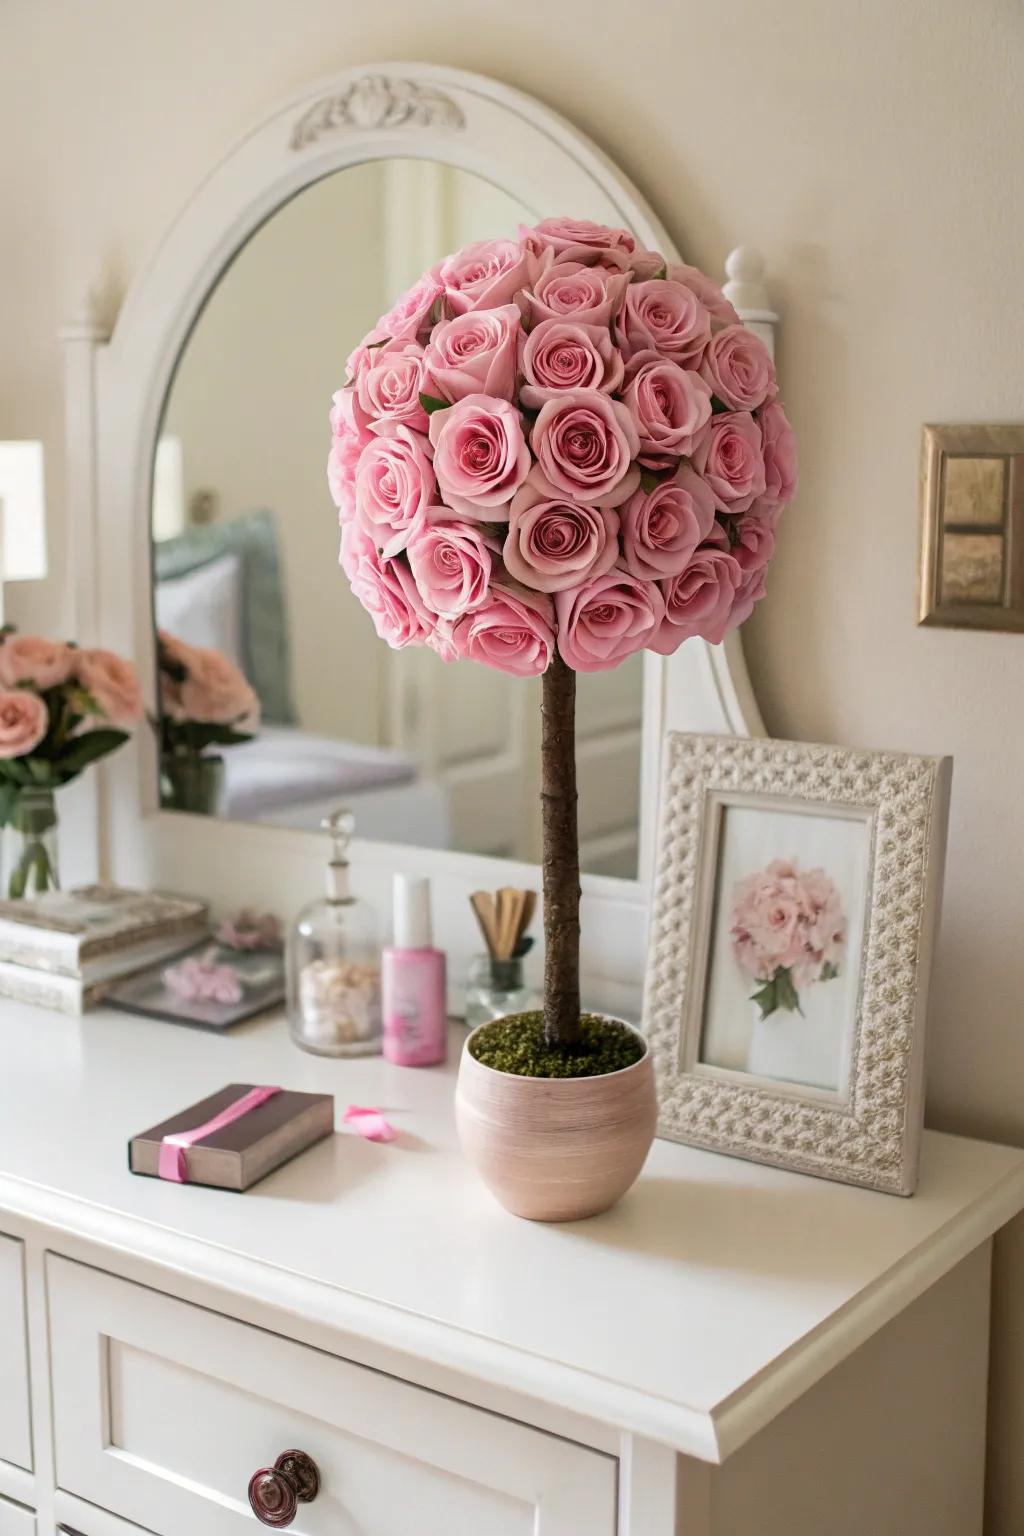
{"left": 155, "top": 552, "right": 244, "bottom": 667}
{"left": 153, "top": 509, "right": 295, "bottom": 725}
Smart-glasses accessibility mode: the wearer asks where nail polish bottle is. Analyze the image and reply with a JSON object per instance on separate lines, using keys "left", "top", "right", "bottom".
{"left": 382, "top": 875, "right": 447, "bottom": 1067}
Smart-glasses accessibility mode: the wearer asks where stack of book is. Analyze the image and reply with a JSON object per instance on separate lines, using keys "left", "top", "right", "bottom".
{"left": 0, "top": 884, "right": 209, "bottom": 1013}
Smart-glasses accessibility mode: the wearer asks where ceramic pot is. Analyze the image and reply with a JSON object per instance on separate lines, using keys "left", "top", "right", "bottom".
{"left": 455, "top": 1017, "right": 657, "bottom": 1222}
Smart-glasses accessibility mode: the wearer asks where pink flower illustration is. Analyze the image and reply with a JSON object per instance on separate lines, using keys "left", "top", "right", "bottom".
{"left": 730, "top": 859, "right": 846, "bottom": 1019}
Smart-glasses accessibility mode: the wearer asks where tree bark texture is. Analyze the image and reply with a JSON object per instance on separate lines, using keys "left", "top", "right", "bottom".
{"left": 540, "top": 651, "right": 581, "bottom": 1048}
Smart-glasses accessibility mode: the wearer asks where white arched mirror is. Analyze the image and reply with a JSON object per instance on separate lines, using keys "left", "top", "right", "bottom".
{"left": 66, "top": 64, "right": 773, "bottom": 1014}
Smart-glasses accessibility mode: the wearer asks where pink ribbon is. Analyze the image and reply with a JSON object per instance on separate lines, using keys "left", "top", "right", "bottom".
{"left": 342, "top": 1104, "right": 396, "bottom": 1143}
{"left": 158, "top": 1086, "right": 282, "bottom": 1183}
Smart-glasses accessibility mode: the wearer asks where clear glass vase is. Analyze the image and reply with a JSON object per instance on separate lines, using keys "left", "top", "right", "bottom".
{"left": 160, "top": 753, "right": 225, "bottom": 816}
{"left": 464, "top": 953, "right": 538, "bottom": 1030}
{"left": 4, "top": 787, "right": 60, "bottom": 900}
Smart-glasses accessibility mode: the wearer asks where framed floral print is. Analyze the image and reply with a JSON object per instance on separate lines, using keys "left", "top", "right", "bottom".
{"left": 644, "top": 733, "right": 952, "bottom": 1194}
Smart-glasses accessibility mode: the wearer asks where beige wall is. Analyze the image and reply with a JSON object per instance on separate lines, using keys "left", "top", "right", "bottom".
{"left": 2, "top": 0, "right": 1023, "bottom": 1524}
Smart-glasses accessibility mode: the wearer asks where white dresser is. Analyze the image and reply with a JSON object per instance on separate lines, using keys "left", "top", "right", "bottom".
{"left": 0, "top": 1001, "right": 1021, "bottom": 1536}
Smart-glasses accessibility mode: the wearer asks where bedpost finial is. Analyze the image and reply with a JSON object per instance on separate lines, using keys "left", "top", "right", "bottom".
{"left": 723, "top": 246, "right": 771, "bottom": 315}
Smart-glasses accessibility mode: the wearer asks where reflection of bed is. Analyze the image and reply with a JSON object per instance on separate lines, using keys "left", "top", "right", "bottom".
{"left": 220, "top": 727, "right": 451, "bottom": 849}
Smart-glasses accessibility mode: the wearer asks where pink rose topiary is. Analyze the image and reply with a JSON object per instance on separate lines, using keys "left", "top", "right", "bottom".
{"left": 328, "top": 220, "right": 797, "bottom": 1048}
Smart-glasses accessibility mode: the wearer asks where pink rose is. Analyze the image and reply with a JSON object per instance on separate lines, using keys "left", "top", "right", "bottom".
{"left": 423, "top": 305, "right": 520, "bottom": 403}
{"left": 347, "top": 273, "right": 442, "bottom": 374}
{"left": 615, "top": 279, "right": 711, "bottom": 366}
{"left": 530, "top": 390, "right": 640, "bottom": 506}
{"left": 755, "top": 401, "right": 798, "bottom": 512}
{"left": 354, "top": 426, "right": 436, "bottom": 555}
{"left": 406, "top": 516, "right": 495, "bottom": 619}
{"left": 691, "top": 412, "right": 766, "bottom": 515}
{"left": 341, "top": 525, "right": 434, "bottom": 650}
{"left": 174, "top": 647, "right": 258, "bottom": 728}
{"left": 355, "top": 343, "right": 429, "bottom": 432}
{"left": 429, "top": 394, "right": 530, "bottom": 519}
{"left": 519, "top": 319, "right": 624, "bottom": 407}
{"left": 523, "top": 262, "right": 630, "bottom": 328}
{"left": 327, "top": 389, "right": 373, "bottom": 521}
{"left": 650, "top": 547, "right": 742, "bottom": 650}
{"left": 555, "top": 570, "right": 664, "bottom": 673}
{"left": 520, "top": 218, "right": 662, "bottom": 277}
{"left": 699, "top": 324, "right": 777, "bottom": 411}
{"left": 448, "top": 582, "right": 555, "bottom": 677}
{"left": 0, "top": 689, "right": 48, "bottom": 758}
{"left": 503, "top": 474, "right": 618, "bottom": 593}
{"left": 435, "top": 239, "right": 532, "bottom": 316}
{"left": 74, "top": 648, "right": 144, "bottom": 726}
{"left": 667, "top": 263, "right": 741, "bottom": 327}
{"left": 717, "top": 505, "right": 777, "bottom": 634}
{"left": 620, "top": 467, "right": 716, "bottom": 580}
{"left": 0, "top": 634, "right": 73, "bottom": 690}
{"left": 622, "top": 352, "right": 713, "bottom": 463}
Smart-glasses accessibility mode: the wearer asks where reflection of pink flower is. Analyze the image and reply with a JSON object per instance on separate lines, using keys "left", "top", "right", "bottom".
{"left": 730, "top": 859, "right": 846, "bottom": 1013}
{"left": 164, "top": 953, "right": 243, "bottom": 1006}
{"left": 216, "top": 909, "right": 281, "bottom": 951}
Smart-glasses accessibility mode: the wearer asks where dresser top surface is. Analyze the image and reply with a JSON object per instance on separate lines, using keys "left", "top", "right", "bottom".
{"left": 1, "top": 1002, "right": 1022, "bottom": 1460}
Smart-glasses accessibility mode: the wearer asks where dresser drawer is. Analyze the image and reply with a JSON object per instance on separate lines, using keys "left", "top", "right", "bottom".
{"left": 48, "top": 1257, "right": 616, "bottom": 1535}
{"left": 0, "top": 1235, "right": 31, "bottom": 1472}
{"left": 0, "top": 1497, "right": 34, "bottom": 1536}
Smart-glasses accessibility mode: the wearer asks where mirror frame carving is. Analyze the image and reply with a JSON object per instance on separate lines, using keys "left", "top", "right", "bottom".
{"left": 62, "top": 62, "right": 776, "bottom": 1015}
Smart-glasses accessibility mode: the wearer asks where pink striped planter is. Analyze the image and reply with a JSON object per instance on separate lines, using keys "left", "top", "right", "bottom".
{"left": 455, "top": 1019, "right": 657, "bottom": 1222}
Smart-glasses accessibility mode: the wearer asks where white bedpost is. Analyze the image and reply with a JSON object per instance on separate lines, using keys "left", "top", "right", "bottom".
{"left": 59, "top": 290, "right": 110, "bottom": 886}
{"left": 723, "top": 245, "right": 779, "bottom": 359}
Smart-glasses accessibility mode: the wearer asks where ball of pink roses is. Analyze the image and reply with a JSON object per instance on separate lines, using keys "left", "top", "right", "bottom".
{"left": 329, "top": 218, "right": 797, "bottom": 677}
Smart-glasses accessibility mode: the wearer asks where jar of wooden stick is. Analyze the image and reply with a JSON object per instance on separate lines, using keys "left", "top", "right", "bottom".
{"left": 464, "top": 888, "right": 539, "bottom": 1030}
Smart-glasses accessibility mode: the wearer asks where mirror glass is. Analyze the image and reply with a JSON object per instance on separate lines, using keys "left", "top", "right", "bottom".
{"left": 151, "top": 160, "right": 642, "bottom": 877}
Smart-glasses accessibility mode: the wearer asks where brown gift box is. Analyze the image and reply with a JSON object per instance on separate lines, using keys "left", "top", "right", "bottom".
{"left": 129, "top": 1084, "right": 334, "bottom": 1191}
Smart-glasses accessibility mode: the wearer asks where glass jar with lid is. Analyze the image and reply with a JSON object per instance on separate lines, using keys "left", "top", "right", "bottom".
{"left": 287, "top": 809, "right": 382, "bottom": 1056}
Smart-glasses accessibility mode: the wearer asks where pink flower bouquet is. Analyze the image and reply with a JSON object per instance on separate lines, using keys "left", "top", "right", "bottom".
{"left": 156, "top": 632, "right": 259, "bottom": 815}
{"left": 329, "top": 218, "right": 798, "bottom": 1050}
{"left": 730, "top": 858, "right": 846, "bottom": 1019}
{"left": 0, "top": 627, "right": 143, "bottom": 897}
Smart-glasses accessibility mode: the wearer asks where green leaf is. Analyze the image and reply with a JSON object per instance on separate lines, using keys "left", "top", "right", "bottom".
{"left": 0, "top": 783, "right": 18, "bottom": 829}
{"left": 652, "top": 263, "right": 667, "bottom": 282}
{"left": 51, "top": 729, "right": 129, "bottom": 779}
{"left": 639, "top": 469, "right": 661, "bottom": 494}
{"left": 418, "top": 392, "right": 451, "bottom": 416}
{"left": 774, "top": 966, "right": 803, "bottom": 1015}
{"left": 749, "top": 977, "right": 779, "bottom": 1021}
{"left": 820, "top": 959, "right": 839, "bottom": 982}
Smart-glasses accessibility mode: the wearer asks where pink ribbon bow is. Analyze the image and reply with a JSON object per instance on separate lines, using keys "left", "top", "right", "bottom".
{"left": 342, "top": 1104, "right": 396, "bottom": 1143}
{"left": 158, "top": 1086, "right": 282, "bottom": 1183}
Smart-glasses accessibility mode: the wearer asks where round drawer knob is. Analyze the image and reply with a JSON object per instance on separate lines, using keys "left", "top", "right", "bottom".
{"left": 248, "top": 1449, "right": 321, "bottom": 1527}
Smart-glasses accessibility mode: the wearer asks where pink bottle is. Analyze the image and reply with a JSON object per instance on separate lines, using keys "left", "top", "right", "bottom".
{"left": 382, "top": 875, "right": 447, "bottom": 1066}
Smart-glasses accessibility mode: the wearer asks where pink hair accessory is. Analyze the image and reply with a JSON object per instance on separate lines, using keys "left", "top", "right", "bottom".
{"left": 342, "top": 1105, "right": 396, "bottom": 1143}
{"left": 163, "top": 952, "right": 243, "bottom": 1005}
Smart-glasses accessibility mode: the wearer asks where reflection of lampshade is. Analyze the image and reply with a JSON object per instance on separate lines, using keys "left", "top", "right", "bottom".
{"left": 0, "top": 442, "right": 47, "bottom": 625}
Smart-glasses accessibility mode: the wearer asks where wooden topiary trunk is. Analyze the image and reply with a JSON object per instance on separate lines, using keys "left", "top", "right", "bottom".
{"left": 540, "top": 654, "right": 581, "bottom": 1049}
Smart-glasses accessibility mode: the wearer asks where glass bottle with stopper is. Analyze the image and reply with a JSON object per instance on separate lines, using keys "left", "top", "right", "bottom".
{"left": 287, "top": 808, "right": 382, "bottom": 1057}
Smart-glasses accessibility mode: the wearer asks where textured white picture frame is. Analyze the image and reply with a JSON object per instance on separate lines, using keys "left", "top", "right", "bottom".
{"left": 644, "top": 733, "right": 952, "bottom": 1194}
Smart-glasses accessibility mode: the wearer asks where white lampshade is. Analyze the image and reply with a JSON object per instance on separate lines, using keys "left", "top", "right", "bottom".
{"left": 0, "top": 441, "right": 47, "bottom": 584}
